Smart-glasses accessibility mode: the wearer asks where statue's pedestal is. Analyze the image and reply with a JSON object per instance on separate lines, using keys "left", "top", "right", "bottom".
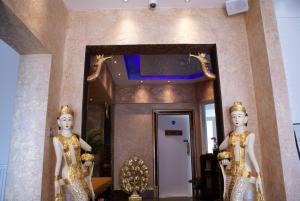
{"left": 129, "top": 191, "right": 142, "bottom": 201}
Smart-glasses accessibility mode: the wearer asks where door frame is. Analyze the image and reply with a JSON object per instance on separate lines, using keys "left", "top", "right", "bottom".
{"left": 153, "top": 110, "right": 196, "bottom": 199}
{"left": 200, "top": 100, "right": 217, "bottom": 154}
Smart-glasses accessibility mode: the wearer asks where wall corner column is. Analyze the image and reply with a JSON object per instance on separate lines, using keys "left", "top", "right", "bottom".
{"left": 4, "top": 54, "right": 52, "bottom": 200}
{"left": 245, "top": 0, "right": 300, "bottom": 200}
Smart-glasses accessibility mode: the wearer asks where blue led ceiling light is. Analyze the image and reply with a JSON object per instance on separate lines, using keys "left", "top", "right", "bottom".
{"left": 124, "top": 54, "right": 210, "bottom": 80}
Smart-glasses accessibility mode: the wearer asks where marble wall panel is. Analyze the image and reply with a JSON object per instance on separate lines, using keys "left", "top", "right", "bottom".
{"left": 4, "top": 54, "right": 52, "bottom": 201}
{"left": 115, "top": 84, "right": 196, "bottom": 104}
{"left": 195, "top": 80, "right": 214, "bottom": 102}
{"left": 245, "top": 0, "right": 300, "bottom": 200}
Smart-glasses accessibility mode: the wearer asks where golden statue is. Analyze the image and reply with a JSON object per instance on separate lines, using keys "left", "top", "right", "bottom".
{"left": 218, "top": 102, "right": 264, "bottom": 201}
{"left": 53, "top": 105, "right": 95, "bottom": 201}
{"left": 120, "top": 155, "right": 149, "bottom": 201}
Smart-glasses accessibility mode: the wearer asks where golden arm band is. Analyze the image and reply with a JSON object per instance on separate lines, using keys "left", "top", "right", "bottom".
{"left": 57, "top": 179, "right": 71, "bottom": 186}
{"left": 226, "top": 170, "right": 260, "bottom": 178}
{"left": 54, "top": 175, "right": 61, "bottom": 181}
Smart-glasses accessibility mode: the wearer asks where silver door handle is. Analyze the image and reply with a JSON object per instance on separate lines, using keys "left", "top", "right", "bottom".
{"left": 183, "top": 140, "right": 190, "bottom": 156}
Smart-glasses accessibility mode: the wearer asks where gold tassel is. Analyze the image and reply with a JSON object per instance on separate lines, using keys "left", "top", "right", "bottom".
{"left": 55, "top": 192, "right": 64, "bottom": 201}
{"left": 256, "top": 192, "right": 264, "bottom": 201}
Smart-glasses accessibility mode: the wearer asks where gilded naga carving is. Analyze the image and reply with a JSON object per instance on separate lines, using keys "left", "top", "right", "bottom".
{"left": 189, "top": 53, "right": 216, "bottom": 80}
{"left": 87, "top": 55, "right": 113, "bottom": 82}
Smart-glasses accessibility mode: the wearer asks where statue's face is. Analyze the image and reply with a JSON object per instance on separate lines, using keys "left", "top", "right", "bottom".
{"left": 58, "top": 114, "right": 73, "bottom": 130}
{"left": 231, "top": 110, "right": 247, "bottom": 127}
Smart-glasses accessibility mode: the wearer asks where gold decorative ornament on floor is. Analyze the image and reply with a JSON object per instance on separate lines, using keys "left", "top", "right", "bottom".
{"left": 54, "top": 192, "right": 63, "bottom": 201}
{"left": 120, "top": 155, "right": 149, "bottom": 201}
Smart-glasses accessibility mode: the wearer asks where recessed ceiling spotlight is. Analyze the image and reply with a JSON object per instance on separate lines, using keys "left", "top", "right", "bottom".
{"left": 114, "top": 60, "right": 117, "bottom": 64}
{"left": 140, "top": 80, "right": 143, "bottom": 83}
{"left": 185, "top": 0, "right": 191, "bottom": 2}
{"left": 89, "top": 98, "right": 93, "bottom": 102}
{"left": 123, "top": 0, "right": 128, "bottom": 2}
{"left": 118, "top": 73, "right": 121, "bottom": 77}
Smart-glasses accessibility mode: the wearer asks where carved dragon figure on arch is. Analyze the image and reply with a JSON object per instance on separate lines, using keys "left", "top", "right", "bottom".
{"left": 87, "top": 55, "right": 113, "bottom": 82}
{"left": 189, "top": 53, "right": 216, "bottom": 80}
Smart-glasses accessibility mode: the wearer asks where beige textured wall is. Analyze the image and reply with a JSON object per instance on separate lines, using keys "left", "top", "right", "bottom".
{"left": 3, "top": 0, "right": 298, "bottom": 199}
{"left": 245, "top": 0, "right": 300, "bottom": 200}
{"left": 115, "top": 84, "right": 196, "bottom": 104}
{"left": 113, "top": 83, "right": 201, "bottom": 189}
{"left": 1, "top": 0, "right": 68, "bottom": 200}
{"left": 113, "top": 82, "right": 218, "bottom": 189}
{"left": 61, "top": 9, "right": 259, "bottom": 143}
{"left": 195, "top": 80, "right": 214, "bottom": 102}
{"left": 0, "top": 2, "right": 47, "bottom": 54}
{"left": 60, "top": 7, "right": 260, "bottom": 193}
{"left": 113, "top": 103, "right": 199, "bottom": 190}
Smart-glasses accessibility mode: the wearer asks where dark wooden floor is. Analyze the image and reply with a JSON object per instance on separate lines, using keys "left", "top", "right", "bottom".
{"left": 97, "top": 190, "right": 209, "bottom": 201}
{"left": 101, "top": 196, "right": 202, "bottom": 201}
{"left": 105, "top": 197, "right": 193, "bottom": 201}
{"left": 147, "top": 197, "right": 193, "bottom": 201}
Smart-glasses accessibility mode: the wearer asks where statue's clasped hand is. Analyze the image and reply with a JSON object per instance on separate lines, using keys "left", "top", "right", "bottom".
{"left": 220, "top": 159, "right": 231, "bottom": 166}
{"left": 83, "top": 160, "right": 93, "bottom": 167}
{"left": 256, "top": 176, "right": 264, "bottom": 194}
{"left": 217, "top": 151, "right": 232, "bottom": 167}
{"left": 83, "top": 161, "right": 93, "bottom": 168}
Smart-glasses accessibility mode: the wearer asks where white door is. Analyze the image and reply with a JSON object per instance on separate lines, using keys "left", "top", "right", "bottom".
{"left": 158, "top": 114, "right": 193, "bottom": 198}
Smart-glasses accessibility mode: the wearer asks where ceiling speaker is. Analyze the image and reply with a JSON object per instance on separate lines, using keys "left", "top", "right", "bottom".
{"left": 225, "top": 0, "right": 249, "bottom": 16}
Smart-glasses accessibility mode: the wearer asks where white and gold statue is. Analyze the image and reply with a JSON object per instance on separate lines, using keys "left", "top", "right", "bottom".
{"left": 218, "top": 102, "right": 264, "bottom": 201}
{"left": 53, "top": 105, "right": 95, "bottom": 201}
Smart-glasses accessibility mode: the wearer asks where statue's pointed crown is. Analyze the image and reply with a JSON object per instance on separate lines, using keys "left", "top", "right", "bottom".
{"left": 229, "top": 101, "right": 246, "bottom": 113}
{"left": 59, "top": 105, "right": 74, "bottom": 117}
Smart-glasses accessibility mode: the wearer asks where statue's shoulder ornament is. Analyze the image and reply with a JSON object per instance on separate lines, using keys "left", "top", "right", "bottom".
{"left": 229, "top": 131, "right": 252, "bottom": 147}
{"left": 54, "top": 133, "right": 70, "bottom": 151}
{"left": 53, "top": 133, "right": 63, "bottom": 144}
{"left": 72, "top": 133, "right": 80, "bottom": 139}
{"left": 240, "top": 131, "right": 253, "bottom": 147}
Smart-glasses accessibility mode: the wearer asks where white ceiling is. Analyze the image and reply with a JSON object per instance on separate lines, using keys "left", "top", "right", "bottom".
{"left": 63, "top": 0, "right": 225, "bottom": 10}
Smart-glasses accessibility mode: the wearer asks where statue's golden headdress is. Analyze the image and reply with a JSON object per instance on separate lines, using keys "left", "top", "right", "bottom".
{"left": 229, "top": 102, "right": 246, "bottom": 114}
{"left": 59, "top": 105, "right": 74, "bottom": 117}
